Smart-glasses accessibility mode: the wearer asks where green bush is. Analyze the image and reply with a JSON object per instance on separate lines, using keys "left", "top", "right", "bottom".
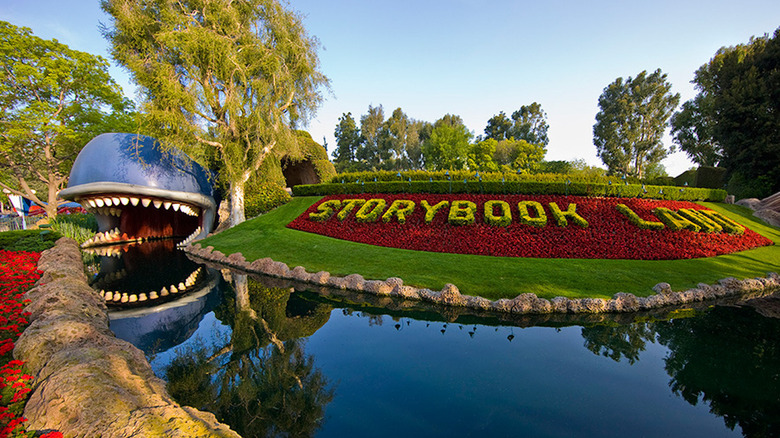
{"left": 726, "top": 172, "right": 774, "bottom": 200}
{"left": 293, "top": 179, "right": 727, "bottom": 202}
{"left": 694, "top": 166, "right": 727, "bottom": 189}
{"left": 0, "top": 229, "right": 61, "bottom": 252}
{"left": 50, "top": 214, "right": 98, "bottom": 245}
{"left": 244, "top": 184, "right": 292, "bottom": 218}
{"left": 674, "top": 169, "right": 697, "bottom": 187}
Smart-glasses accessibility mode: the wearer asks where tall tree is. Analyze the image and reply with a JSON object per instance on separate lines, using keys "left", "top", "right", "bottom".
{"left": 670, "top": 96, "right": 722, "bottom": 167}
{"left": 493, "top": 138, "right": 546, "bottom": 173}
{"left": 332, "top": 112, "right": 361, "bottom": 172}
{"left": 593, "top": 69, "right": 680, "bottom": 178}
{"left": 484, "top": 111, "right": 512, "bottom": 141}
{"left": 356, "top": 105, "right": 388, "bottom": 170}
{"left": 689, "top": 28, "right": 780, "bottom": 196}
{"left": 405, "top": 119, "right": 430, "bottom": 170}
{"left": 484, "top": 103, "right": 549, "bottom": 147}
{"left": 509, "top": 102, "right": 549, "bottom": 147}
{"left": 0, "top": 21, "right": 133, "bottom": 219}
{"left": 102, "top": 0, "right": 329, "bottom": 226}
{"left": 382, "top": 107, "right": 409, "bottom": 170}
{"left": 422, "top": 114, "right": 473, "bottom": 170}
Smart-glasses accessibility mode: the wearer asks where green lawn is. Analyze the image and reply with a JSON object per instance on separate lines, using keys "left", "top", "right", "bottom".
{"left": 199, "top": 197, "right": 780, "bottom": 301}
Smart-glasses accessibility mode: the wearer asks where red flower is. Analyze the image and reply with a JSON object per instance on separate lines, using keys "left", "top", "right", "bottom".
{"left": 287, "top": 194, "right": 773, "bottom": 260}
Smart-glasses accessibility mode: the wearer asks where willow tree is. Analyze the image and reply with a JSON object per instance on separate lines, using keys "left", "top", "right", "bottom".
{"left": 101, "top": 0, "right": 329, "bottom": 226}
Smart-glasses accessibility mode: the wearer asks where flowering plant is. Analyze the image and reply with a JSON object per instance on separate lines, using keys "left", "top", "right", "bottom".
{"left": 0, "top": 249, "right": 62, "bottom": 438}
{"left": 287, "top": 194, "right": 773, "bottom": 260}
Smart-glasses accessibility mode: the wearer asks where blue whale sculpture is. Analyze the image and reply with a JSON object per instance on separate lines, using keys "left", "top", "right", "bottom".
{"left": 59, "top": 133, "right": 218, "bottom": 248}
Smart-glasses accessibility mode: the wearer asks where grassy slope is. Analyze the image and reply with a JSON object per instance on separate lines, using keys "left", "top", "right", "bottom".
{"left": 200, "top": 197, "right": 780, "bottom": 301}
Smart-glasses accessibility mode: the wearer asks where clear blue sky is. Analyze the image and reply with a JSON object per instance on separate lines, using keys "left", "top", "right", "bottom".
{"left": 3, "top": 0, "right": 779, "bottom": 175}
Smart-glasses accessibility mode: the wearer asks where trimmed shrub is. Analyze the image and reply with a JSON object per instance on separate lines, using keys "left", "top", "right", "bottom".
{"left": 484, "top": 200, "right": 512, "bottom": 227}
{"left": 382, "top": 200, "right": 415, "bottom": 224}
{"left": 421, "top": 200, "right": 449, "bottom": 224}
{"left": 517, "top": 201, "right": 547, "bottom": 227}
{"left": 694, "top": 166, "right": 727, "bottom": 189}
{"left": 614, "top": 204, "right": 664, "bottom": 230}
{"left": 355, "top": 199, "right": 387, "bottom": 223}
{"left": 448, "top": 200, "right": 477, "bottom": 226}
{"left": 549, "top": 202, "right": 588, "bottom": 228}
{"left": 245, "top": 183, "right": 291, "bottom": 218}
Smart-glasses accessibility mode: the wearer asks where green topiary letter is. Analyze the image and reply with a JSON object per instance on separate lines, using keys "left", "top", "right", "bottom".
{"left": 484, "top": 200, "right": 512, "bottom": 227}
{"left": 382, "top": 200, "right": 416, "bottom": 224}
{"left": 448, "top": 200, "right": 477, "bottom": 226}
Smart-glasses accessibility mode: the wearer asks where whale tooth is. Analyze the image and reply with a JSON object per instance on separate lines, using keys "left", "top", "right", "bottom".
{"left": 95, "top": 198, "right": 104, "bottom": 207}
{"left": 88, "top": 199, "right": 97, "bottom": 208}
{"left": 130, "top": 197, "right": 139, "bottom": 206}
{"left": 153, "top": 200, "right": 162, "bottom": 209}
{"left": 149, "top": 291, "right": 159, "bottom": 300}
{"left": 172, "top": 203, "right": 180, "bottom": 212}
{"left": 138, "top": 293, "right": 147, "bottom": 302}
{"left": 112, "top": 197, "right": 120, "bottom": 206}
{"left": 128, "top": 294, "right": 138, "bottom": 303}
{"left": 120, "top": 197, "right": 129, "bottom": 206}
{"left": 178, "top": 282, "right": 186, "bottom": 291}
{"left": 141, "top": 198, "right": 151, "bottom": 207}
{"left": 170, "top": 284, "right": 178, "bottom": 293}
{"left": 161, "top": 287, "right": 169, "bottom": 296}
{"left": 120, "top": 293, "right": 129, "bottom": 303}
{"left": 105, "top": 197, "right": 114, "bottom": 207}
{"left": 163, "top": 201, "right": 171, "bottom": 210}
{"left": 104, "top": 291, "right": 113, "bottom": 301}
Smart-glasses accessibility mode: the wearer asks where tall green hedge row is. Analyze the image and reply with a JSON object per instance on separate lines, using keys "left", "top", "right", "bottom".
{"left": 292, "top": 179, "right": 726, "bottom": 202}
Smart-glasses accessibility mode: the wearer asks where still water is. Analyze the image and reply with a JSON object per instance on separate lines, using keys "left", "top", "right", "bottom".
{"left": 99, "top": 246, "right": 780, "bottom": 438}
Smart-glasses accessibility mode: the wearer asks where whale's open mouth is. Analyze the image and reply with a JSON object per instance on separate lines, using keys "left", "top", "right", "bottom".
{"left": 78, "top": 193, "right": 202, "bottom": 247}
{"left": 61, "top": 182, "right": 217, "bottom": 249}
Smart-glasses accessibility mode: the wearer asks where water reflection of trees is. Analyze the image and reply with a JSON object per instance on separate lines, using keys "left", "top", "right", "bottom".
{"left": 580, "top": 305, "right": 780, "bottom": 436}
{"left": 581, "top": 322, "right": 656, "bottom": 365}
{"left": 655, "top": 305, "right": 780, "bottom": 437}
{"left": 164, "top": 274, "right": 334, "bottom": 438}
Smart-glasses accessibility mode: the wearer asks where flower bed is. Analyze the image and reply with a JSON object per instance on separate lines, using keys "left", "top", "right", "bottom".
{"left": 0, "top": 249, "right": 61, "bottom": 438}
{"left": 287, "top": 194, "right": 773, "bottom": 260}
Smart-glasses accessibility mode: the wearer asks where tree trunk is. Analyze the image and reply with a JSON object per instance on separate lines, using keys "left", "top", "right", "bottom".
{"left": 45, "top": 180, "right": 59, "bottom": 220}
{"left": 229, "top": 180, "right": 246, "bottom": 227}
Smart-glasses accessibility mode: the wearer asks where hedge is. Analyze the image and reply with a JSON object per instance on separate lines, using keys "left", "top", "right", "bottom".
{"left": 292, "top": 179, "right": 727, "bottom": 202}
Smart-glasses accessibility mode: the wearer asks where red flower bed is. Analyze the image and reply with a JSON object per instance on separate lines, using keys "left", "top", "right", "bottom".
{"left": 0, "top": 250, "right": 62, "bottom": 438}
{"left": 287, "top": 194, "right": 773, "bottom": 260}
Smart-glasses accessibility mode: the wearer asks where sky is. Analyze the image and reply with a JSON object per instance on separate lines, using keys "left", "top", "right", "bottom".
{"left": 3, "top": 0, "right": 779, "bottom": 176}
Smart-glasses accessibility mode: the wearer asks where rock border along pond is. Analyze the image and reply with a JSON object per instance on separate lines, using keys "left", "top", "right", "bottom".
{"left": 184, "top": 243, "right": 779, "bottom": 314}
{"left": 15, "top": 238, "right": 240, "bottom": 438}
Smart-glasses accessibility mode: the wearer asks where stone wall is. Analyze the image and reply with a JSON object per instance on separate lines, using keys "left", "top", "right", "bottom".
{"left": 14, "top": 238, "right": 241, "bottom": 438}
{"left": 185, "top": 243, "right": 779, "bottom": 315}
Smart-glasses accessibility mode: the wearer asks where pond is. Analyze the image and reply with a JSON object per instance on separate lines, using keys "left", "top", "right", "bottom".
{"left": 97, "top": 246, "right": 780, "bottom": 438}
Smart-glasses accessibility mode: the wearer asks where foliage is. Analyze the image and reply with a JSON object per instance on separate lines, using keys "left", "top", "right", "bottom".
{"left": 102, "top": 0, "right": 329, "bottom": 226}
{"left": 332, "top": 112, "right": 361, "bottom": 171}
{"left": 244, "top": 184, "right": 291, "bottom": 218}
{"left": 293, "top": 177, "right": 727, "bottom": 202}
{"left": 0, "top": 249, "right": 62, "bottom": 437}
{"left": 421, "top": 114, "right": 473, "bottom": 170}
{"left": 593, "top": 69, "right": 680, "bottom": 178}
{"left": 0, "top": 230, "right": 60, "bottom": 252}
{"left": 670, "top": 97, "right": 722, "bottom": 166}
{"left": 288, "top": 194, "right": 768, "bottom": 260}
{"left": 49, "top": 214, "right": 97, "bottom": 245}
{"left": 688, "top": 28, "right": 780, "bottom": 197}
{"left": 166, "top": 276, "right": 333, "bottom": 438}
{"left": 484, "top": 103, "right": 549, "bottom": 147}
{"left": 0, "top": 21, "right": 134, "bottom": 219}
{"left": 693, "top": 166, "right": 727, "bottom": 189}
{"left": 201, "top": 197, "right": 780, "bottom": 300}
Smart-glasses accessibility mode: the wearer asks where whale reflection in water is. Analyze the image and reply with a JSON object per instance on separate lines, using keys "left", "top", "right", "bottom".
{"left": 86, "top": 241, "right": 222, "bottom": 354}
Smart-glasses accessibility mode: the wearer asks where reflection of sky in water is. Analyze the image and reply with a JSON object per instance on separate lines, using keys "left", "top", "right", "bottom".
{"left": 147, "top": 312, "right": 232, "bottom": 376}
{"left": 138, "top": 295, "right": 742, "bottom": 437}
